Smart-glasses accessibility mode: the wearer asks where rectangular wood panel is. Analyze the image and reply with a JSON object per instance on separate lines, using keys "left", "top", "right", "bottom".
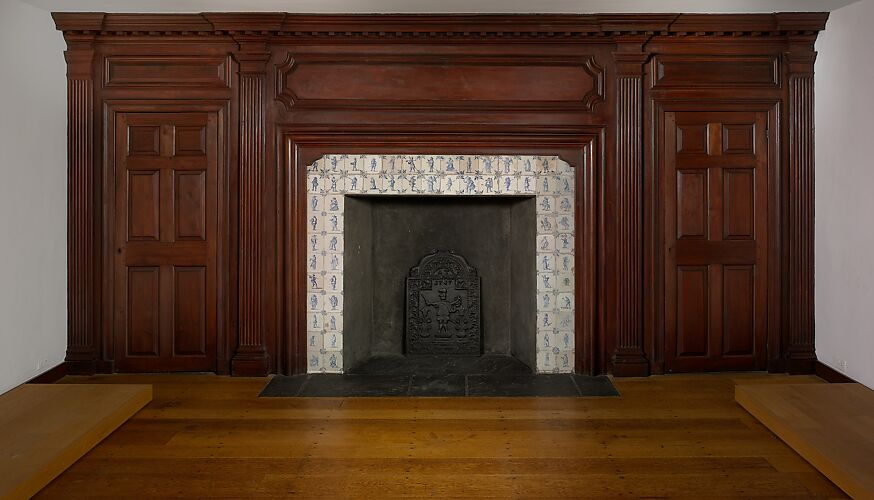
{"left": 174, "top": 171, "right": 207, "bottom": 241}
{"left": 677, "top": 171, "right": 707, "bottom": 239}
{"left": 676, "top": 266, "right": 709, "bottom": 357}
{"left": 127, "top": 171, "right": 159, "bottom": 241}
{"left": 127, "top": 126, "right": 160, "bottom": 156}
{"left": 105, "top": 56, "right": 231, "bottom": 88}
{"left": 654, "top": 55, "right": 779, "bottom": 88}
{"left": 723, "top": 266, "right": 756, "bottom": 356}
{"left": 174, "top": 266, "right": 207, "bottom": 356}
{"left": 127, "top": 267, "right": 159, "bottom": 356}
{"left": 174, "top": 126, "right": 206, "bottom": 156}
{"left": 724, "top": 169, "right": 755, "bottom": 239}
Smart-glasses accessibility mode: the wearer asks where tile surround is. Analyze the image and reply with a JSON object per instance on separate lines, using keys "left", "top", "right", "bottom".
{"left": 306, "top": 154, "right": 575, "bottom": 373}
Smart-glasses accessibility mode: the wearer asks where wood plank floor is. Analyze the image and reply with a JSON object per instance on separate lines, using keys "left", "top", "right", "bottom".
{"left": 737, "top": 383, "right": 874, "bottom": 499}
{"left": 36, "top": 373, "right": 846, "bottom": 499}
{"left": 0, "top": 384, "right": 151, "bottom": 499}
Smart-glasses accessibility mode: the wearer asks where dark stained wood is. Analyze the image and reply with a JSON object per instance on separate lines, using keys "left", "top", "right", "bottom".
{"left": 51, "top": 12, "right": 829, "bottom": 377}
{"left": 33, "top": 373, "right": 845, "bottom": 498}
{"left": 113, "top": 112, "right": 219, "bottom": 372}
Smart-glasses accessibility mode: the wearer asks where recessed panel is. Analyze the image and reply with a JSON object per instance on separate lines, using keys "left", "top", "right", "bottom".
{"left": 174, "top": 266, "right": 207, "bottom": 356}
{"left": 127, "top": 267, "right": 160, "bottom": 356}
{"left": 723, "top": 124, "right": 755, "bottom": 154}
{"left": 677, "top": 125, "right": 708, "bottom": 154}
{"left": 128, "top": 171, "right": 160, "bottom": 241}
{"left": 174, "top": 126, "right": 206, "bottom": 156}
{"left": 677, "top": 266, "right": 709, "bottom": 357}
{"left": 723, "top": 169, "right": 755, "bottom": 240}
{"left": 127, "top": 126, "right": 160, "bottom": 156}
{"left": 723, "top": 265, "right": 755, "bottom": 356}
{"left": 677, "top": 171, "right": 707, "bottom": 239}
{"left": 174, "top": 171, "right": 207, "bottom": 241}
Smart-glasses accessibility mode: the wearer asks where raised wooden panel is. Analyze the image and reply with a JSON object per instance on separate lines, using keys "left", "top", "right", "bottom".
{"left": 175, "top": 171, "right": 207, "bottom": 241}
{"left": 676, "top": 266, "right": 709, "bottom": 357}
{"left": 174, "top": 126, "right": 206, "bottom": 156}
{"left": 723, "top": 124, "right": 755, "bottom": 154}
{"left": 127, "top": 171, "right": 159, "bottom": 241}
{"left": 677, "top": 171, "right": 707, "bottom": 239}
{"left": 723, "top": 265, "right": 755, "bottom": 356}
{"left": 174, "top": 266, "right": 207, "bottom": 356}
{"left": 105, "top": 56, "right": 231, "bottom": 88}
{"left": 275, "top": 54, "right": 605, "bottom": 110}
{"left": 127, "top": 126, "right": 159, "bottom": 156}
{"left": 724, "top": 169, "right": 755, "bottom": 239}
{"left": 127, "top": 267, "right": 159, "bottom": 356}
{"left": 677, "top": 125, "right": 708, "bottom": 154}
{"left": 653, "top": 55, "right": 779, "bottom": 88}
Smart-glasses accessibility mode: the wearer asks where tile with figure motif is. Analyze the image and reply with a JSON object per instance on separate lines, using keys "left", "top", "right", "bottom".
{"left": 537, "top": 215, "right": 556, "bottom": 234}
{"left": 325, "top": 213, "right": 343, "bottom": 233}
{"left": 325, "top": 252, "right": 343, "bottom": 273}
{"left": 537, "top": 311, "right": 557, "bottom": 330}
{"left": 536, "top": 253, "right": 556, "bottom": 273}
{"left": 364, "top": 174, "right": 384, "bottom": 194}
{"left": 538, "top": 330, "right": 555, "bottom": 352}
{"left": 537, "top": 235, "right": 556, "bottom": 253}
{"left": 556, "top": 350, "right": 574, "bottom": 372}
{"left": 323, "top": 272, "right": 343, "bottom": 293}
{"left": 324, "top": 234, "right": 343, "bottom": 253}
{"left": 556, "top": 331, "right": 574, "bottom": 351}
{"left": 557, "top": 254, "right": 574, "bottom": 274}
{"left": 306, "top": 253, "right": 324, "bottom": 274}
{"left": 306, "top": 213, "right": 325, "bottom": 233}
{"left": 308, "top": 194, "right": 325, "bottom": 213}
{"left": 325, "top": 292, "right": 343, "bottom": 313}
{"left": 556, "top": 311, "right": 574, "bottom": 332}
{"left": 537, "top": 272, "right": 556, "bottom": 293}
{"left": 422, "top": 156, "right": 440, "bottom": 175}
{"left": 324, "top": 312, "right": 343, "bottom": 333}
{"left": 539, "top": 291, "right": 556, "bottom": 311}
{"left": 499, "top": 175, "right": 518, "bottom": 194}
{"left": 321, "top": 351, "right": 343, "bottom": 373}
{"left": 556, "top": 292, "right": 574, "bottom": 310}
{"left": 557, "top": 195, "right": 574, "bottom": 214}
{"left": 556, "top": 213, "right": 574, "bottom": 233}
{"left": 306, "top": 292, "right": 324, "bottom": 313}
{"left": 307, "top": 351, "right": 324, "bottom": 372}
{"left": 325, "top": 194, "right": 344, "bottom": 213}
{"left": 307, "top": 331, "right": 324, "bottom": 351}
{"left": 307, "top": 174, "right": 325, "bottom": 194}
{"left": 556, "top": 233, "right": 574, "bottom": 254}
{"left": 536, "top": 195, "right": 555, "bottom": 214}
{"left": 346, "top": 174, "right": 365, "bottom": 194}
{"left": 323, "top": 329, "right": 343, "bottom": 351}
{"left": 536, "top": 348, "right": 555, "bottom": 373}
{"left": 306, "top": 312, "right": 324, "bottom": 332}
{"left": 556, "top": 272, "right": 574, "bottom": 292}
{"left": 520, "top": 175, "right": 536, "bottom": 194}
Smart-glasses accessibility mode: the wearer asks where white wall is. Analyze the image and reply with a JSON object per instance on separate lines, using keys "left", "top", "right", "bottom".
{"left": 0, "top": 0, "right": 67, "bottom": 395}
{"left": 815, "top": 0, "right": 874, "bottom": 389}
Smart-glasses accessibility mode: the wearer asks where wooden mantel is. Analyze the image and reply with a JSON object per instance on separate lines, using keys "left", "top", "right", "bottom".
{"left": 52, "top": 12, "right": 828, "bottom": 377}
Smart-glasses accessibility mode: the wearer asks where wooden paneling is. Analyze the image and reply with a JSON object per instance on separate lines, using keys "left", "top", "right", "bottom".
{"left": 664, "top": 110, "right": 770, "bottom": 372}
{"left": 114, "top": 112, "right": 219, "bottom": 372}
{"left": 51, "top": 12, "right": 827, "bottom": 376}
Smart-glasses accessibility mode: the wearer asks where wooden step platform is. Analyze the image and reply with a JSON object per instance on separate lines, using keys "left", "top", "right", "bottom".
{"left": 0, "top": 383, "right": 151, "bottom": 499}
{"left": 736, "top": 383, "right": 874, "bottom": 499}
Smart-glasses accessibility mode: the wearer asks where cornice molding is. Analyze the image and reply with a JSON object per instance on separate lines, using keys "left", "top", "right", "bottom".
{"left": 51, "top": 12, "right": 829, "bottom": 40}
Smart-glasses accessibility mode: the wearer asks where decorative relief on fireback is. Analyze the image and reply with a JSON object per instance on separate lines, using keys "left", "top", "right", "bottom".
{"left": 406, "top": 251, "right": 481, "bottom": 356}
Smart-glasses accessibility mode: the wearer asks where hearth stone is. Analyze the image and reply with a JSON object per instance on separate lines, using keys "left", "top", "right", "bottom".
{"left": 406, "top": 251, "right": 482, "bottom": 356}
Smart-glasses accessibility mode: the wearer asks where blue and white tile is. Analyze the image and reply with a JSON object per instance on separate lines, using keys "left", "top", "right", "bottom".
{"left": 324, "top": 312, "right": 343, "bottom": 333}
{"left": 556, "top": 214, "right": 574, "bottom": 233}
{"left": 364, "top": 174, "right": 384, "bottom": 194}
{"left": 325, "top": 213, "right": 343, "bottom": 233}
{"left": 557, "top": 196, "right": 574, "bottom": 214}
{"left": 325, "top": 194, "right": 344, "bottom": 213}
{"left": 536, "top": 195, "right": 555, "bottom": 214}
{"left": 537, "top": 215, "right": 556, "bottom": 234}
{"left": 346, "top": 174, "right": 365, "bottom": 193}
{"left": 321, "top": 351, "right": 343, "bottom": 373}
{"left": 556, "top": 350, "right": 574, "bottom": 372}
{"left": 536, "top": 253, "right": 556, "bottom": 273}
{"left": 537, "top": 235, "right": 556, "bottom": 253}
{"left": 538, "top": 291, "right": 556, "bottom": 310}
{"left": 325, "top": 292, "right": 343, "bottom": 313}
{"left": 556, "top": 311, "right": 574, "bottom": 331}
{"left": 307, "top": 174, "right": 326, "bottom": 194}
{"left": 520, "top": 176, "right": 537, "bottom": 194}
{"left": 306, "top": 312, "right": 324, "bottom": 331}
{"left": 324, "top": 330, "right": 343, "bottom": 351}
{"left": 537, "top": 272, "right": 557, "bottom": 292}
{"left": 556, "top": 292, "right": 574, "bottom": 311}
{"left": 556, "top": 233, "right": 574, "bottom": 254}
{"left": 556, "top": 272, "right": 574, "bottom": 292}
{"left": 306, "top": 292, "right": 324, "bottom": 313}
{"left": 499, "top": 175, "right": 518, "bottom": 194}
{"left": 323, "top": 272, "right": 343, "bottom": 293}
{"left": 325, "top": 252, "right": 343, "bottom": 272}
{"left": 536, "top": 311, "right": 557, "bottom": 330}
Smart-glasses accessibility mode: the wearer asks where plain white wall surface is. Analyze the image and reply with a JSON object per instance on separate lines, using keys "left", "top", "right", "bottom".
{"left": 0, "top": 0, "right": 67, "bottom": 395}
{"left": 815, "top": 0, "right": 874, "bottom": 389}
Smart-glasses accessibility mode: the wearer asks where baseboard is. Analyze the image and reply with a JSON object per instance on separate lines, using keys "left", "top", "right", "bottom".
{"left": 815, "top": 361, "right": 857, "bottom": 384}
{"left": 25, "top": 362, "right": 67, "bottom": 384}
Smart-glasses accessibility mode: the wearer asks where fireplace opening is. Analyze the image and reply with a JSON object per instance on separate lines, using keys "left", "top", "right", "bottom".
{"left": 343, "top": 196, "right": 537, "bottom": 374}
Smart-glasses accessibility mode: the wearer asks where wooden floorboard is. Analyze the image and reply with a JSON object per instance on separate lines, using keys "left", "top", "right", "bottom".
{"left": 0, "top": 383, "right": 152, "bottom": 500}
{"left": 737, "top": 383, "right": 874, "bottom": 499}
{"left": 34, "top": 373, "right": 847, "bottom": 499}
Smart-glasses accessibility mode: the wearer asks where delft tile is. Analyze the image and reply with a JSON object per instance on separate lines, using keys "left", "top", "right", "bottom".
{"left": 383, "top": 155, "right": 401, "bottom": 174}
{"left": 557, "top": 330, "right": 575, "bottom": 350}
{"left": 536, "top": 195, "right": 556, "bottom": 214}
{"left": 307, "top": 351, "right": 324, "bottom": 373}
{"left": 556, "top": 158, "right": 574, "bottom": 175}
{"left": 556, "top": 175, "right": 574, "bottom": 195}
{"left": 455, "top": 156, "right": 473, "bottom": 174}
{"left": 536, "top": 348, "right": 554, "bottom": 372}
{"left": 521, "top": 157, "right": 537, "bottom": 174}
{"left": 325, "top": 252, "right": 343, "bottom": 272}
{"left": 306, "top": 159, "right": 320, "bottom": 173}
{"left": 422, "top": 174, "right": 441, "bottom": 194}
{"left": 537, "top": 272, "right": 557, "bottom": 292}
{"left": 537, "top": 234, "right": 556, "bottom": 253}
{"left": 499, "top": 175, "right": 518, "bottom": 194}
{"left": 307, "top": 330, "right": 324, "bottom": 350}
{"left": 556, "top": 311, "right": 574, "bottom": 331}
{"left": 520, "top": 176, "right": 537, "bottom": 194}
{"left": 538, "top": 291, "right": 556, "bottom": 310}
{"left": 321, "top": 351, "right": 343, "bottom": 373}
{"left": 324, "top": 272, "right": 343, "bottom": 293}
{"left": 557, "top": 292, "right": 574, "bottom": 311}
{"left": 345, "top": 155, "right": 364, "bottom": 173}
{"left": 306, "top": 312, "right": 324, "bottom": 331}
{"left": 536, "top": 253, "right": 556, "bottom": 273}
{"left": 325, "top": 234, "right": 343, "bottom": 253}
{"left": 478, "top": 156, "right": 498, "bottom": 175}
{"left": 557, "top": 254, "right": 574, "bottom": 274}
{"left": 325, "top": 292, "right": 343, "bottom": 313}
{"left": 482, "top": 176, "right": 500, "bottom": 195}
{"left": 556, "top": 272, "right": 574, "bottom": 292}
{"left": 362, "top": 155, "right": 380, "bottom": 174}
{"left": 556, "top": 213, "right": 574, "bottom": 233}
{"left": 423, "top": 156, "right": 440, "bottom": 175}
{"left": 537, "top": 215, "right": 556, "bottom": 234}
{"left": 306, "top": 253, "right": 324, "bottom": 274}
{"left": 443, "top": 156, "right": 460, "bottom": 174}
{"left": 324, "top": 330, "right": 343, "bottom": 351}
{"left": 364, "top": 174, "right": 384, "bottom": 193}
{"left": 307, "top": 233, "right": 323, "bottom": 254}
{"left": 307, "top": 174, "right": 325, "bottom": 194}
{"left": 325, "top": 175, "right": 345, "bottom": 193}
{"left": 324, "top": 312, "right": 343, "bottom": 333}
{"left": 307, "top": 272, "right": 324, "bottom": 292}
{"left": 537, "top": 156, "right": 556, "bottom": 175}
{"left": 452, "top": 174, "right": 471, "bottom": 195}
{"left": 402, "top": 174, "right": 418, "bottom": 194}
{"left": 346, "top": 174, "right": 365, "bottom": 194}
{"left": 556, "top": 233, "right": 574, "bottom": 254}
{"left": 557, "top": 196, "right": 574, "bottom": 214}
{"left": 408, "top": 155, "right": 425, "bottom": 174}
{"left": 498, "top": 156, "right": 514, "bottom": 176}
{"left": 306, "top": 292, "right": 324, "bottom": 313}
{"left": 537, "top": 175, "right": 554, "bottom": 194}
{"left": 325, "top": 155, "right": 343, "bottom": 174}
{"left": 538, "top": 330, "right": 556, "bottom": 351}
{"left": 537, "top": 311, "right": 557, "bottom": 330}
{"left": 325, "top": 194, "right": 344, "bottom": 213}
{"left": 384, "top": 174, "right": 402, "bottom": 194}
{"left": 556, "top": 350, "right": 574, "bottom": 372}
{"left": 307, "top": 193, "right": 325, "bottom": 213}
{"left": 325, "top": 213, "right": 343, "bottom": 233}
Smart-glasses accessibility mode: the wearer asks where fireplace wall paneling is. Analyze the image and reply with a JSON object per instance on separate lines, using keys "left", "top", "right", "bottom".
{"left": 52, "top": 12, "right": 828, "bottom": 377}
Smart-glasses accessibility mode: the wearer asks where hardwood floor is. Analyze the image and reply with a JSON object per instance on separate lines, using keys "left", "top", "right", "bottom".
{"left": 37, "top": 373, "right": 845, "bottom": 498}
